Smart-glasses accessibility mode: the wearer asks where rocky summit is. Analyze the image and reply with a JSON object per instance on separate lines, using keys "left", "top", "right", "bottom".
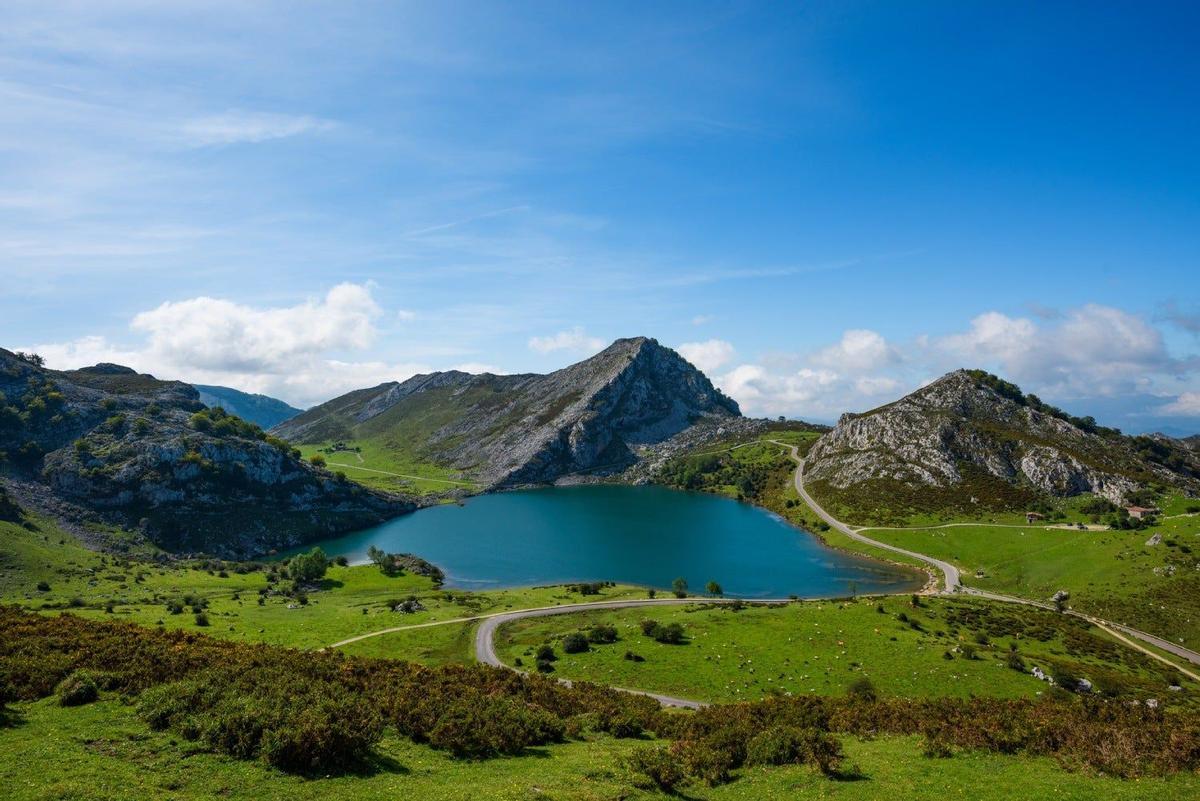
{"left": 272, "top": 336, "right": 741, "bottom": 487}
{"left": 805, "top": 368, "right": 1200, "bottom": 516}
{"left": 0, "top": 349, "right": 409, "bottom": 557}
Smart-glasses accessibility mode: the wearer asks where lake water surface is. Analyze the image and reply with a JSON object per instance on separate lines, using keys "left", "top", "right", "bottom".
{"left": 304, "top": 484, "right": 923, "bottom": 598}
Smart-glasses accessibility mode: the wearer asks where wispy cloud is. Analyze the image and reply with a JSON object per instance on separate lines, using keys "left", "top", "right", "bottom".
{"left": 177, "top": 111, "right": 336, "bottom": 148}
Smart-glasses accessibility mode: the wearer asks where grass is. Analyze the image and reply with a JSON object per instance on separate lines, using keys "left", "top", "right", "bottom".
{"left": 495, "top": 596, "right": 1197, "bottom": 705}
{"left": 3, "top": 696, "right": 1197, "bottom": 801}
{"left": 0, "top": 516, "right": 647, "bottom": 653}
{"left": 298, "top": 438, "right": 479, "bottom": 496}
{"left": 859, "top": 513, "right": 1200, "bottom": 648}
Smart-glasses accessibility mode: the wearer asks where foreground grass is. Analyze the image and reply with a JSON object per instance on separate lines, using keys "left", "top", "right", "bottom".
{"left": 3, "top": 697, "right": 1197, "bottom": 801}
{"left": 496, "top": 596, "right": 1196, "bottom": 705}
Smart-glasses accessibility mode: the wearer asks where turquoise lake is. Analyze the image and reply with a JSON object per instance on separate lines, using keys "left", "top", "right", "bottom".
{"left": 304, "top": 484, "right": 923, "bottom": 598}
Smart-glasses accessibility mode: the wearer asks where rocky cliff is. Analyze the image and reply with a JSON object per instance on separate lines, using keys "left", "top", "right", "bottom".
{"left": 273, "top": 337, "right": 741, "bottom": 486}
{"left": 0, "top": 350, "right": 409, "bottom": 556}
{"left": 805, "top": 369, "right": 1200, "bottom": 518}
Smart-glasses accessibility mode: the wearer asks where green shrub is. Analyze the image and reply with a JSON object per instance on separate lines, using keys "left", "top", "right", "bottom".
{"left": 846, "top": 677, "right": 878, "bottom": 702}
{"left": 627, "top": 745, "right": 687, "bottom": 792}
{"left": 746, "top": 725, "right": 845, "bottom": 774}
{"left": 56, "top": 670, "right": 99, "bottom": 706}
{"left": 561, "top": 632, "right": 589, "bottom": 654}
{"left": 587, "top": 624, "right": 618, "bottom": 644}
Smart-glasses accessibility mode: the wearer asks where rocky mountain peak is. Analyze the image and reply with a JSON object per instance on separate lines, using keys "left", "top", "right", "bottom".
{"left": 273, "top": 336, "right": 740, "bottom": 486}
{"left": 806, "top": 368, "right": 1200, "bottom": 518}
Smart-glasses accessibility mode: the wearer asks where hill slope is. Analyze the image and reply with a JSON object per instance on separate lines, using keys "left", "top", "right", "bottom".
{"left": 805, "top": 369, "right": 1200, "bottom": 522}
{"left": 194, "top": 384, "right": 302, "bottom": 429}
{"left": 0, "top": 351, "right": 409, "bottom": 556}
{"left": 273, "top": 337, "right": 741, "bottom": 486}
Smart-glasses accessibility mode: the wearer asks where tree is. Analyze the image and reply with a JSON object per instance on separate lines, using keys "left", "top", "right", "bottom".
{"left": 289, "top": 547, "right": 329, "bottom": 584}
{"left": 309, "top": 453, "right": 327, "bottom": 468}
{"left": 671, "top": 577, "right": 688, "bottom": 598}
{"left": 705, "top": 580, "right": 723, "bottom": 597}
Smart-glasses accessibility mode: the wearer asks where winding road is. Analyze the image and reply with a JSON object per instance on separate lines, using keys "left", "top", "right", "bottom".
{"left": 778, "top": 440, "right": 1200, "bottom": 679}
{"left": 330, "top": 441, "right": 1200, "bottom": 704}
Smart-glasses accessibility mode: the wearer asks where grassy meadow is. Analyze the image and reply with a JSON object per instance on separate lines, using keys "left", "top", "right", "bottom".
{"left": 495, "top": 596, "right": 1196, "bottom": 705}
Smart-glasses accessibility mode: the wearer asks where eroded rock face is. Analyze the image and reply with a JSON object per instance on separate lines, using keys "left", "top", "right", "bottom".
{"left": 0, "top": 348, "right": 410, "bottom": 556}
{"left": 274, "top": 337, "right": 741, "bottom": 487}
{"left": 806, "top": 369, "right": 1192, "bottom": 505}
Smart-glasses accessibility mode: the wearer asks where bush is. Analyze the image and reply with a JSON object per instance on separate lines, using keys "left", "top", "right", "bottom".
{"left": 561, "top": 632, "right": 589, "bottom": 654}
{"left": 425, "top": 695, "right": 565, "bottom": 758}
{"left": 846, "top": 677, "right": 878, "bottom": 702}
{"left": 194, "top": 612, "right": 210, "bottom": 627}
{"left": 288, "top": 548, "right": 329, "bottom": 584}
{"left": 56, "top": 670, "right": 100, "bottom": 706}
{"left": 35, "top": 581, "right": 49, "bottom": 592}
{"left": 746, "top": 725, "right": 845, "bottom": 775}
{"left": 639, "top": 619, "right": 659, "bottom": 637}
{"left": 627, "top": 745, "right": 687, "bottom": 792}
{"left": 587, "top": 624, "right": 618, "bottom": 644}
{"left": 535, "top": 644, "right": 556, "bottom": 662}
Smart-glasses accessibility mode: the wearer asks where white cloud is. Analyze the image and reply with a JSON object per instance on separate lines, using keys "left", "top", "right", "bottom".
{"left": 25, "top": 283, "right": 428, "bottom": 407}
{"left": 936, "top": 305, "right": 1172, "bottom": 397}
{"left": 691, "top": 314, "right": 714, "bottom": 326}
{"left": 129, "top": 283, "right": 381, "bottom": 374}
{"left": 527, "top": 326, "right": 605, "bottom": 354}
{"left": 177, "top": 111, "right": 335, "bottom": 147}
{"left": 676, "top": 339, "right": 735, "bottom": 374}
{"left": 1160, "top": 393, "right": 1200, "bottom": 417}
{"left": 812, "top": 329, "right": 898, "bottom": 372}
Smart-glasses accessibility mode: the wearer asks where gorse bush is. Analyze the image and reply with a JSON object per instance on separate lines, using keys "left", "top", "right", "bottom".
{"left": 55, "top": 669, "right": 100, "bottom": 706}
{"left": 2, "top": 606, "right": 1200, "bottom": 783}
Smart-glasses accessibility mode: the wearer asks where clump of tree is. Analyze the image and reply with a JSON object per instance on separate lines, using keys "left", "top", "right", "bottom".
{"left": 288, "top": 547, "right": 330, "bottom": 585}
{"left": 672, "top": 577, "right": 688, "bottom": 598}
{"left": 366, "top": 545, "right": 445, "bottom": 585}
{"left": 640, "top": 619, "right": 686, "bottom": 644}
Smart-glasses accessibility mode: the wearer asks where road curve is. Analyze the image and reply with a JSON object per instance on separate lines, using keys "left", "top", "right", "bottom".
{"left": 782, "top": 440, "right": 1200, "bottom": 674}
{"left": 475, "top": 597, "right": 791, "bottom": 709}
{"left": 779, "top": 442, "right": 961, "bottom": 591}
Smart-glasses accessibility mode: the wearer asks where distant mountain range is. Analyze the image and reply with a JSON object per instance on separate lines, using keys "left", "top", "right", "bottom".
{"left": 805, "top": 368, "right": 1200, "bottom": 522}
{"left": 0, "top": 351, "right": 407, "bottom": 556}
{"left": 272, "top": 336, "right": 741, "bottom": 487}
{"left": 193, "top": 384, "right": 302, "bottom": 429}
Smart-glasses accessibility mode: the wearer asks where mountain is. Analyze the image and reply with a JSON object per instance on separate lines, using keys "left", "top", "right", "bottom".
{"left": 272, "top": 336, "right": 741, "bottom": 487}
{"left": 805, "top": 369, "right": 1200, "bottom": 521}
{"left": 0, "top": 350, "right": 409, "bottom": 556}
{"left": 193, "top": 384, "right": 303, "bottom": 429}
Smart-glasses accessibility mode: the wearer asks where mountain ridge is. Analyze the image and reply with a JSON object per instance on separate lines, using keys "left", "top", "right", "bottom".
{"left": 805, "top": 368, "right": 1200, "bottom": 521}
{"left": 272, "top": 337, "right": 741, "bottom": 487}
{"left": 0, "top": 349, "right": 409, "bottom": 557}
{"left": 193, "top": 384, "right": 303, "bottom": 429}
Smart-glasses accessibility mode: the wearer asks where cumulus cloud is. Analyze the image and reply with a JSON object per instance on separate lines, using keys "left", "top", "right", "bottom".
{"left": 1160, "top": 393, "right": 1200, "bottom": 417}
{"left": 676, "top": 339, "right": 735, "bottom": 374}
{"left": 128, "top": 283, "right": 381, "bottom": 374}
{"left": 812, "top": 329, "right": 898, "bottom": 372}
{"left": 937, "top": 305, "right": 1173, "bottom": 397}
{"left": 177, "top": 111, "right": 335, "bottom": 147}
{"left": 527, "top": 327, "right": 605, "bottom": 354}
{"left": 709, "top": 305, "right": 1198, "bottom": 426}
{"left": 25, "top": 284, "right": 429, "bottom": 407}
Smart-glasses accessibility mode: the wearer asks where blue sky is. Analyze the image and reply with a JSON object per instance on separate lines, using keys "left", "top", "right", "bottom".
{"left": 1, "top": 2, "right": 1198, "bottom": 432}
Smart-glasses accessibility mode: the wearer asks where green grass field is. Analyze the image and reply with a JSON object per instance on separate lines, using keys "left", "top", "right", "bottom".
{"left": 859, "top": 513, "right": 1200, "bottom": 649}
{"left": 298, "top": 439, "right": 480, "bottom": 496}
{"left": 3, "top": 696, "right": 1196, "bottom": 801}
{"left": 0, "top": 516, "right": 647, "bottom": 653}
{"left": 495, "top": 596, "right": 1196, "bottom": 705}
